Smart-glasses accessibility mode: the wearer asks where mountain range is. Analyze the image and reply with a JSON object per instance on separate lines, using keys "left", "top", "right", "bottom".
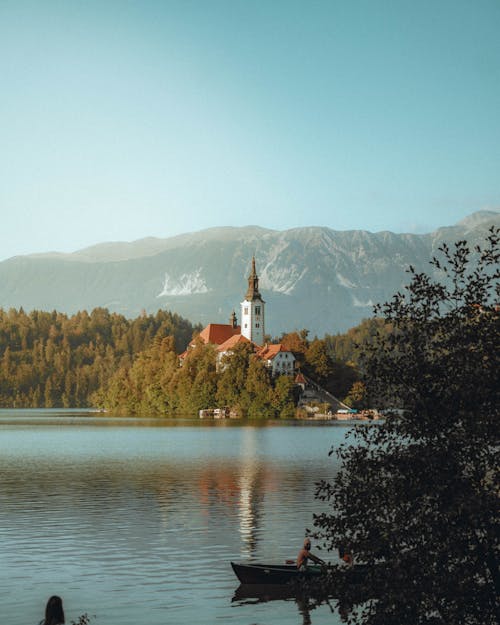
{"left": 0, "top": 210, "right": 498, "bottom": 336}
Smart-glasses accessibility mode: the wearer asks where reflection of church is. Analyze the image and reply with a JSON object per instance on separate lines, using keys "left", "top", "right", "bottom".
{"left": 181, "top": 258, "right": 296, "bottom": 376}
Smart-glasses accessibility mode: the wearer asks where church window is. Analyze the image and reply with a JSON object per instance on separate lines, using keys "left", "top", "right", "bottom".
{"left": 244, "top": 323, "right": 247, "bottom": 328}
{"left": 255, "top": 306, "right": 261, "bottom": 315}
{"left": 244, "top": 307, "right": 248, "bottom": 315}
{"left": 256, "top": 323, "right": 260, "bottom": 328}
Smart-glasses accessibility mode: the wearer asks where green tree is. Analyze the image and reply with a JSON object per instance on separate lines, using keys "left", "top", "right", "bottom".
{"left": 324, "top": 318, "right": 391, "bottom": 366}
{"left": 244, "top": 356, "right": 272, "bottom": 418}
{"left": 171, "top": 342, "right": 217, "bottom": 414}
{"left": 313, "top": 229, "right": 499, "bottom": 625}
{"left": 343, "top": 380, "right": 367, "bottom": 409}
{"left": 270, "top": 374, "right": 296, "bottom": 418}
{"left": 216, "top": 342, "right": 254, "bottom": 415}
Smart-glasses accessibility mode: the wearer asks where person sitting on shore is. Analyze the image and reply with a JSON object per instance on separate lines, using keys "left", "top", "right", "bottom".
{"left": 39, "top": 595, "right": 65, "bottom": 625}
{"left": 297, "top": 538, "right": 325, "bottom": 570}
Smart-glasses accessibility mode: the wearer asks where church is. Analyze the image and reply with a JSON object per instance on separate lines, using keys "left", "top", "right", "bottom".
{"left": 180, "top": 258, "right": 296, "bottom": 376}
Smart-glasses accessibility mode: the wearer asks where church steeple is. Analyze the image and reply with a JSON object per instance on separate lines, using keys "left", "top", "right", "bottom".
{"left": 241, "top": 257, "right": 265, "bottom": 346}
{"left": 245, "top": 256, "right": 262, "bottom": 300}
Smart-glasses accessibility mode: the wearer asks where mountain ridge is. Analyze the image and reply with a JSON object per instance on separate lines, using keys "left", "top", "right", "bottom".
{"left": 22, "top": 211, "right": 498, "bottom": 265}
{"left": 1, "top": 210, "right": 498, "bottom": 336}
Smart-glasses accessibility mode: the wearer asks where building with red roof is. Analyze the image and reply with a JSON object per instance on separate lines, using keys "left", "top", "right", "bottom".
{"left": 257, "top": 343, "right": 296, "bottom": 376}
{"left": 198, "top": 322, "right": 241, "bottom": 346}
{"left": 179, "top": 258, "right": 295, "bottom": 376}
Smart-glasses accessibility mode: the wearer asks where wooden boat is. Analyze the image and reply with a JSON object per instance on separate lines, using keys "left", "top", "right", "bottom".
{"left": 231, "top": 561, "right": 372, "bottom": 586}
{"left": 231, "top": 561, "right": 324, "bottom": 585}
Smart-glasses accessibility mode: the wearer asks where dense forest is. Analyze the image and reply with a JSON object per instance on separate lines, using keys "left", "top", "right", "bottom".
{"left": 0, "top": 306, "right": 388, "bottom": 415}
{"left": 0, "top": 307, "right": 197, "bottom": 408}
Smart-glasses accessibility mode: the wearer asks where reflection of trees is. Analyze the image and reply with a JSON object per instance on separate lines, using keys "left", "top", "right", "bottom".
{"left": 0, "top": 443, "right": 321, "bottom": 560}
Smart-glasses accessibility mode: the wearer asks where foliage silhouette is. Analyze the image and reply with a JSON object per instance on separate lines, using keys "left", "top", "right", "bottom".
{"left": 313, "top": 228, "right": 499, "bottom": 625}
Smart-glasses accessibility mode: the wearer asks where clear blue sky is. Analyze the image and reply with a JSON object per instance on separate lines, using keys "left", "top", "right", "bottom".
{"left": 1, "top": 0, "right": 499, "bottom": 260}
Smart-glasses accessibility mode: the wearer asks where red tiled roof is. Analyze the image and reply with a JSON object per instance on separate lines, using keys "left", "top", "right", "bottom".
{"left": 217, "top": 334, "right": 252, "bottom": 352}
{"left": 295, "top": 372, "right": 306, "bottom": 384}
{"left": 257, "top": 343, "right": 290, "bottom": 361}
{"left": 197, "top": 323, "right": 241, "bottom": 346}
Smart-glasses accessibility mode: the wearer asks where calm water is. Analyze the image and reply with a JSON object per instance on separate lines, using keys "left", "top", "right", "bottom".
{"left": 0, "top": 410, "right": 351, "bottom": 625}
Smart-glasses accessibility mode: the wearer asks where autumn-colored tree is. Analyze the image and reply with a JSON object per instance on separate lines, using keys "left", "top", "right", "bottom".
{"left": 304, "top": 338, "right": 333, "bottom": 381}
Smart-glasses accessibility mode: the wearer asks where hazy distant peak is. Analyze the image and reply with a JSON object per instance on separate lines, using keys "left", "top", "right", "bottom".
{"left": 184, "top": 225, "right": 276, "bottom": 241}
{"left": 42, "top": 238, "right": 173, "bottom": 263}
{"left": 24, "top": 238, "right": 162, "bottom": 260}
{"left": 456, "top": 209, "right": 499, "bottom": 230}
{"left": 20, "top": 210, "right": 500, "bottom": 265}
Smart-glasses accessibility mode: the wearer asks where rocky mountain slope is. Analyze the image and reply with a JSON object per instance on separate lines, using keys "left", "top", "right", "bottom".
{"left": 0, "top": 211, "right": 497, "bottom": 336}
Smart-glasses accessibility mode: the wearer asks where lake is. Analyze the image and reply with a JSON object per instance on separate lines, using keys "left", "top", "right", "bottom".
{"left": 0, "top": 410, "right": 351, "bottom": 625}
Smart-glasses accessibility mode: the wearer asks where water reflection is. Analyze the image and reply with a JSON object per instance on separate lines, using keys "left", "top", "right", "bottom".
{"left": 0, "top": 412, "right": 347, "bottom": 625}
{"left": 232, "top": 584, "right": 318, "bottom": 625}
{"left": 237, "top": 428, "right": 261, "bottom": 557}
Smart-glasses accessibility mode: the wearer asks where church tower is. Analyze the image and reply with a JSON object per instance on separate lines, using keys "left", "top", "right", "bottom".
{"left": 241, "top": 257, "right": 265, "bottom": 346}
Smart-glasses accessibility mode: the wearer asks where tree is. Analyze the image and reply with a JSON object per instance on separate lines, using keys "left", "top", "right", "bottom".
{"left": 280, "top": 330, "right": 309, "bottom": 369}
{"left": 171, "top": 342, "right": 217, "bottom": 414}
{"left": 280, "top": 330, "right": 309, "bottom": 354}
{"left": 245, "top": 357, "right": 273, "bottom": 418}
{"left": 305, "top": 338, "right": 334, "bottom": 383}
{"left": 313, "top": 229, "right": 499, "bottom": 625}
{"left": 216, "top": 343, "right": 254, "bottom": 415}
{"left": 329, "top": 360, "right": 360, "bottom": 401}
{"left": 324, "top": 318, "right": 391, "bottom": 366}
{"left": 270, "top": 374, "right": 296, "bottom": 418}
{"left": 343, "top": 380, "right": 367, "bottom": 410}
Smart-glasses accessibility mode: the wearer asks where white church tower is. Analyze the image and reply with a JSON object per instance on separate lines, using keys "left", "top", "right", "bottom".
{"left": 241, "top": 257, "right": 265, "bottom": 346}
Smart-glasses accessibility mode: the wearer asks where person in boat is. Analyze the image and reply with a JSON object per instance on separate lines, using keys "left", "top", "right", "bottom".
{"left": 297, "top": 538, "right": 325, "bottom": 570}
{"left": 338, "top": 544, "right": 353, "bottom": 567}
{"left": 39, "top": 595, "right": 65, "bottom": 625}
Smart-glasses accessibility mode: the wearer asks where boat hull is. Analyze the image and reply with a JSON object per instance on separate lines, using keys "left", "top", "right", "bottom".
{"left": 231, "top": 562, "right": 323, "bottom": 585}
